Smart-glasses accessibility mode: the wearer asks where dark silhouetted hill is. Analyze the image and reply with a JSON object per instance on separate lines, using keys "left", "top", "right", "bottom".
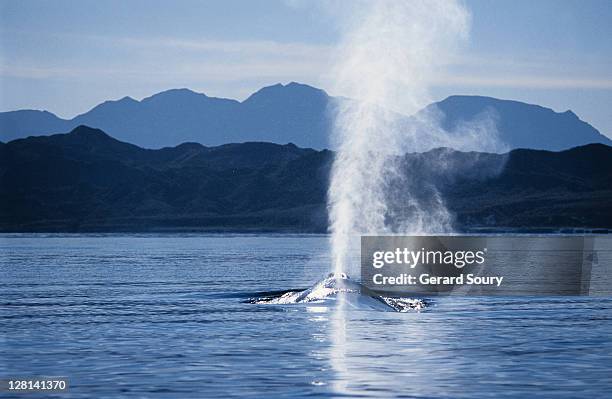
{"left": 0, "top": 126, "right": 331, "bottom": 231}
{"left": 1, "top": 126, "right": 611, "bottom": 232}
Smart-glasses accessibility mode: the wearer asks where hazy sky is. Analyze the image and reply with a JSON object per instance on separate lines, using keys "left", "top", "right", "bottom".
{"left": 1, "top": 0, "right": 611, "bottom": 136}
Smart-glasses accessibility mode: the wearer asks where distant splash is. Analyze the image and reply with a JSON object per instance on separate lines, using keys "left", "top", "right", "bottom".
{"left": 248, "top": 273, "right": 426, "bottom": 312}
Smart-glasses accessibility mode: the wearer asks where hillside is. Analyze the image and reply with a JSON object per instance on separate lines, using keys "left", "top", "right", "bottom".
{"left": 426, "top": 95, "right": 611, "bottom": 151}
{"left": 1, "top": 126, "right": 611, "bottom": 232}
{"left": 1, "top": 84, "right": 610, "bottom": 151}
{"left": 0, "top": 83, "right": 331, "bottom": 149}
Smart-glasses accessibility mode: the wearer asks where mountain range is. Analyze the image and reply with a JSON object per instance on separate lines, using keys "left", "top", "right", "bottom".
{"left": 1, "top": 126, "right": 610, "bottom": 232}
{"left": 1, "top": 83, "right": 610, "bottom": 151}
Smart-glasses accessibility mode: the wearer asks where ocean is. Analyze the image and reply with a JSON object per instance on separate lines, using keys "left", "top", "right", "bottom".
{"left": 2, "top": 234, "right": 612, "bottom": 398}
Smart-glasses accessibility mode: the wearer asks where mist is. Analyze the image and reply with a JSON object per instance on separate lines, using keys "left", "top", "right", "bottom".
{"left": 326, "top": 0, "right": 503, "bottom": 276}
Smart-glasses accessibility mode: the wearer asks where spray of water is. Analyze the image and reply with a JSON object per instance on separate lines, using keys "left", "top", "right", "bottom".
{"left": 327, "top": 0, "right": 486, "bottom": 276}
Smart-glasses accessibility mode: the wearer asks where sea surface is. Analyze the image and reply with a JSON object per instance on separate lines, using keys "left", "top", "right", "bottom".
{"left": 1, "top": 234, "right": 612, "bottom": 398}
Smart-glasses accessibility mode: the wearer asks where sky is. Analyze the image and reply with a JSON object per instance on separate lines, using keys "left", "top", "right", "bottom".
{"left": 1, "top": 0, "right": 611, "bottom": 136}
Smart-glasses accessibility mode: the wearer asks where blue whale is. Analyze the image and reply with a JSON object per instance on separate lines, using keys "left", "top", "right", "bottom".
{"left": 251, "top": 273, "right": 426, "bottom": 312}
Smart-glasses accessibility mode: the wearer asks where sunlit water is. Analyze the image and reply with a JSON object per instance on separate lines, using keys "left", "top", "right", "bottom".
{"left": 1, "top": 234, "right": 612, "bottom": 398}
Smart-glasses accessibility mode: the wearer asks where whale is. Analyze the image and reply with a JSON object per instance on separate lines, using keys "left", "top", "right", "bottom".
{"left": 250, "top": 273, "right": 426, "bottom": 312}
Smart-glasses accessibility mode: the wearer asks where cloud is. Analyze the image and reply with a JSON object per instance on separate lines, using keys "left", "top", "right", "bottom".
{"left": 116, "top": 36, "right": 333, "bottom": 58}
{"left": 435, "top": 74, "right": 612, "bottom": 90}
{"left": 0, "top": 31, "right": 333, "bottom": 94}
{"left": 2, "top": 30, "right": 612, "bottom": 97}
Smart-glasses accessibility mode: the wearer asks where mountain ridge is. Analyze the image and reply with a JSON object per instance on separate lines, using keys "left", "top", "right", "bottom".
{"left": 427, "top": 95, "right": 609, "bottom": 151}
{"left": 1, "top": 83, "right": 610, "bottom": 150}
{"left": 1, "top": 125, "right": 610, "bottom": 232}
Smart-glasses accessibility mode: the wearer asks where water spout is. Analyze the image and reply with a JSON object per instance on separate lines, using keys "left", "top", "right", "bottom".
{"left": 326, "top": 0, "right": 472, "bottom": 276}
